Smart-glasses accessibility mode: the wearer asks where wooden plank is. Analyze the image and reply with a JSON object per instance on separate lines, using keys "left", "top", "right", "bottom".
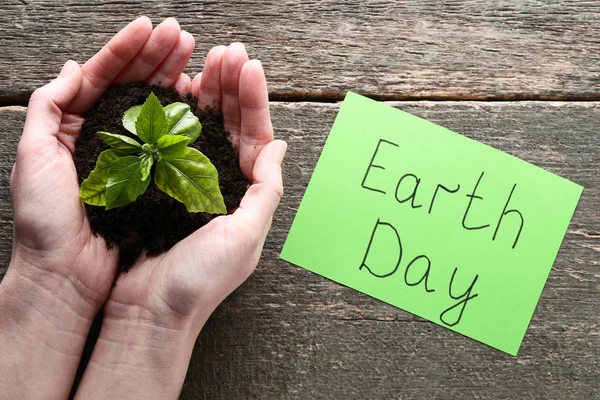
{"left": 0, "top": 102, "right": 598, "bottom": 399}
{"left": 1, "top": 1, "right": 600, "bottom": 102}
{"left": 190, "top": 101, "right": 600, "bottom": 400}
{"left": 0, "top": 107, "right": 22, "bottom": 275}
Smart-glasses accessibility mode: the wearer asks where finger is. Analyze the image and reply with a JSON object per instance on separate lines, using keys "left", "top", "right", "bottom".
{"left": 21, "top": 60, "right": 83, "bottom": 151}
{"left": 191, "top": 72, "right": 202, "bottom": 98}
{"left": 55, "top": 113, "right": 85, "bottom": 155}
{"left": 221, "top": 42, "right": 249, "bottom": 152}
{"left": 148, "top": 30, "right": 195, "bottom": 88}
{"left": 233, "top": 140, "right": 287, "bottom": 236}
{"left": 239, "top": 59, "right": 274, "bottom": 178}
{"left": 198, "top": 45, "right": 226, "bottom": 110}
{"left": 174, "top": 73, "right": 192, "bottom": 95}
{"left": 116, "top": 17, "right": 181, "bottom": 83}
{"left": 68, "top": 17, "right": 153, "bottom": 114}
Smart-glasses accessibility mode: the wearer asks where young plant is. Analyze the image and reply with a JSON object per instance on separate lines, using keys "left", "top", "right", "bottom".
{"left": 79, "top": 93, "right": 226, "bottom": 214}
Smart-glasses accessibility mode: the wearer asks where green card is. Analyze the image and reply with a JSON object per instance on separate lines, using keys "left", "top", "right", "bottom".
{"left": 280, "top": 92, "right": 583, "bottom": 355}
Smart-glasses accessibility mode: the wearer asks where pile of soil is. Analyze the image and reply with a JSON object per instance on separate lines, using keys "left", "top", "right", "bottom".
{"left": 75, "top": 83, "right": 250, "bottom": 270}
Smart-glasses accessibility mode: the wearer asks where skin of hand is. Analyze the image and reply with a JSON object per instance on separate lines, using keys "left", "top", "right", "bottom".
{"left": 0, "top": 17, "right": 285, "bottom": 400}
{"left": 73, "top": 35, "right": 286, "bottom": 400}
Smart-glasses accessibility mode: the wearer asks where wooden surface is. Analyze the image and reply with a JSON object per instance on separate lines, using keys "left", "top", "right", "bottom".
{"left": 1, "top": 1, "right": 599, "bottom": 399}
{"left": 1, "top": 0, "right": 600, "bottom": 103}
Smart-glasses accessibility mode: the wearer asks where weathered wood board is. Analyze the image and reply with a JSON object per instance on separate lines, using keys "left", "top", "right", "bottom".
{"left": 1, "top": 0, "right": 598, "bottom": 398}
{"left": 1, "top": 0, "right": 600, "bottom": 102}
{"left": 1, "top": 102, "right": 598, "bottom": 399}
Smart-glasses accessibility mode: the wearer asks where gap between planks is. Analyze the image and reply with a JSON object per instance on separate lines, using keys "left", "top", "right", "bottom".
{"left": 2, "top": 91, "right": 600, "bottom": 107}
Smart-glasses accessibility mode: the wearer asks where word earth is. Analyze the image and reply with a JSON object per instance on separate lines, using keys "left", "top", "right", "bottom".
{"left": 361, "top": 139, "right": 525, "bottom": 249}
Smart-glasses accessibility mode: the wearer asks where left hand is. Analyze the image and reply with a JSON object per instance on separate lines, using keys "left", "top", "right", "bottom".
{"left": 0, "top": 17, "right": 197, "bottom": 400}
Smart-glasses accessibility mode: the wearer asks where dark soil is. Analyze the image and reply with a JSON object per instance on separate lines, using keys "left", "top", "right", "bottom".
{"left": 75, "top": 83, "right": 250, "bottom": 270}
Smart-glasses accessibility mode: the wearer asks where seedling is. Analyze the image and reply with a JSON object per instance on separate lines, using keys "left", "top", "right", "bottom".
{"left": 80, "top": 93, "right": 226, "bottom": 214}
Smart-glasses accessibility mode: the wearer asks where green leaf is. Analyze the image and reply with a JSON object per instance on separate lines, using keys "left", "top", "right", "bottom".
{"left": 98, "top": 131, "right": 142, "bottom": 153}
{"left": 164, "top": 103, "right": 202, "bottom": 143}
{"left": 140, "top": 153, "right": 154, "bottom": 181}
{"left": 156, "top": 135, "right": 190, "bottom": 159}
{"left": 122, "top": 105, "right": 142, "bottom": 135}
{"left": 105, "top": 156, "right": 150, "bottom": 210}
{"left": 79, "top": 150, "right": 123, "bottom": 206}
{"left": 154, "top": 148, "right": 226, "bottom": 214}
{"left": 135, "top": 93, "right": 168, "bottom": 144}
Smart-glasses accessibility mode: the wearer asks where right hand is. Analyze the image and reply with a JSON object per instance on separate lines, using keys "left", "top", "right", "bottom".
{"left": 73, "top": 40, "right": 287, "bottom": 400}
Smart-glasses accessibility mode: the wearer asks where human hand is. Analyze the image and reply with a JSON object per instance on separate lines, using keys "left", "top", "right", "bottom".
{"left": 108, "top": 43, "right": 284, "bottom": 323}
{"left": 0, "top": 17, "right": 197, "bottom": 400}
{"left": 9, "top": 16, "right": 196, "bottom": 314}
{"left": 74, "top": 43, "right": 286, "bottom": 399}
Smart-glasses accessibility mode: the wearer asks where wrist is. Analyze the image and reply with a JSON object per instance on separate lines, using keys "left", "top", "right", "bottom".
{"left": 103, "top": 295, "right": 199, "bottom": 342}
{"left": 75, "top": 301, "right": 198, "bottom": 399}
{"left": 3, "top": 254, "right": 100, "bottom": 321}
{"left": 95, "top": 305, "right": 196, "bottom": 363}
{"left": 0, "top": 258, "right": 97, "bottom": 352}
{"left": 0, "top": 260, "right": 98, "bottom": 400}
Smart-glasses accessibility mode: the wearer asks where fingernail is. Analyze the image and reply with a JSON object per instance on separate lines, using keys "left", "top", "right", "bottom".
{"left": 181, "top": 30, "right": 195, "bottom": 44}
{"left": 273, "top": 140, "right": 287, "bottom": 165}
{"left": 162, "top": 17, "right": 178, "bottom": 25}
{"left": 229, "top": 42, "right": 246, "bottom": 52}
{"left": 59, "top": 60, "right": 78, "bottom": 77}
{"left": 136, "top": 16, "right": 152, "bottom": 25}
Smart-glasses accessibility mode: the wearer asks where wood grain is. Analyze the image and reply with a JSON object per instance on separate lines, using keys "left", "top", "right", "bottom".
{"left": 0, "top": 107, "right": 21, "bottom": 274}
{"left": 0, "top": 102, "right": 598, "bottom": 399}
{"left": 1, "top": 0, "right": 599, "bottom": 102}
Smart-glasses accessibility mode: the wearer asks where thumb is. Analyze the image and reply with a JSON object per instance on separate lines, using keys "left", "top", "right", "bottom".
{"left": 20, "top": 60, "right": 83, "bottom": 152}
{"left": 233, "top": 139, "right": 287, "bottom": 236}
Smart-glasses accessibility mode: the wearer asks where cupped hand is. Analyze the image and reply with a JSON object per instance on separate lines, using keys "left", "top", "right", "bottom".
{"left": 2, "top": 17, "right": 201, "bottom": 400}
{"left": 8, "top": 17, "right": 196, "bottom": 312}
{"left": 74, "top": 38, "right": 286, "bottom": 400}
{"left": 104, "top": 43, "right": 286, "bottom": 331}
